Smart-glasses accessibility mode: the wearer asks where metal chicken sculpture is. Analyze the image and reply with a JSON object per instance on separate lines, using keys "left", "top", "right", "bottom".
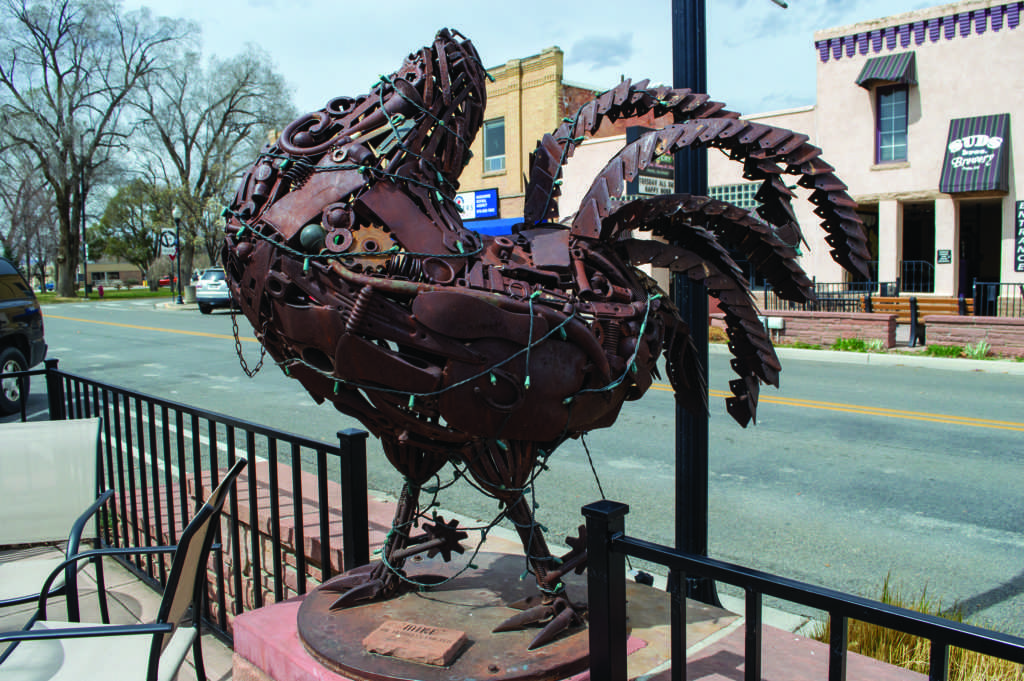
{"left": 222, "top": 29, "right": 869, "bottom": 648}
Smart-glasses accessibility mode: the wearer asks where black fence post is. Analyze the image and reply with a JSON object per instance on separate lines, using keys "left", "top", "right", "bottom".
{"left": 909, "top": 297, "right": 920, "bottom": 346}
{"left": 338, "top": 429, "right": 370, "bottom": 572}
{"left": 583, "top": 500, "right": 629, "bottom": 681}
{"left": 44, "top": 358, "right": 66, "bottom": 421}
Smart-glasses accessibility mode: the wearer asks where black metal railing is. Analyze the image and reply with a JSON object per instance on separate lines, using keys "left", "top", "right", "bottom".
{"left": 901, "top": 260, "right": 935, "bottom": 293}
{"left": 30, "top": 359, "right": 371, "bottom": 642}
{"left": 762, "top": 280, "right": 897, "bottom": 313}
{"left": 585, "top": 500, "right": 1024, "bottom": 681}
{"left": 973, "top": 281, "right": 1024, "bottom": 318}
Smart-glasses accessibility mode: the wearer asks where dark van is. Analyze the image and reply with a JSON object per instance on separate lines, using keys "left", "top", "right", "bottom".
{"left": 0, "top": 257, "right": 47, "bottom": 414}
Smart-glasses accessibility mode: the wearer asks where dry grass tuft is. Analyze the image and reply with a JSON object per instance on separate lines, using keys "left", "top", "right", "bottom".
{"left": 812, "top": 575, "right": 1024, "bottom": 680}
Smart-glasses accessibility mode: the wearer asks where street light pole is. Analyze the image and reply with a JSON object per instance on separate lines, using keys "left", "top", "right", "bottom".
{"left": 670, "top": 0, "right": 719, "bottom": 607}
{"left": 172, "top": 207, "right": 183, "bottom": 305}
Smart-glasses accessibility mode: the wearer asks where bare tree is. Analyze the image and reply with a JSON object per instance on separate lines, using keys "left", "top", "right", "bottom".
{"left": 0, "top": 0, "right": 189, "bottom": 296}
{"left": 133, "top": 46, "right": 295, "bottom": 278}
{"left": 0, "top": 147, "right": 56, "bottom": 282}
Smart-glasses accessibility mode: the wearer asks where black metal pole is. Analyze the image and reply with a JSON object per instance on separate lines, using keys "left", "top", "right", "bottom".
{"left": 173, "top": 215, "right": 183, "bottom": 305}
{"left": 671, "top": 0, "right": 719, "bottom": 606}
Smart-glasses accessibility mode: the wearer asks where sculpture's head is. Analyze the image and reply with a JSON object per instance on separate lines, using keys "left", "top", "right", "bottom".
{"left": 273, "top": 28, "right": 487, "bottom": 192}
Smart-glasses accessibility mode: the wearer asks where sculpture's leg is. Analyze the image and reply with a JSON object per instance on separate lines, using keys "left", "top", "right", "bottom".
{"left": 321, "top": 440, "right": 451, "bottom": 608}
{"left": 492, "top": 492, "right": 588, "bottom": 649}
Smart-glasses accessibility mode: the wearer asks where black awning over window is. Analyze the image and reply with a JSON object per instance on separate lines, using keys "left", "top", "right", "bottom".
{"left": 856, "top": 51, "right": 917, "bottom": 88}
{"left": 939, "top": 114, "right": 1011, "bottom": 194}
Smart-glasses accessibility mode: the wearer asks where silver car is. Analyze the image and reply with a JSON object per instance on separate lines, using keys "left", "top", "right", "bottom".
{"left": 195, "top": 267, "right": 234, "bottom": 314}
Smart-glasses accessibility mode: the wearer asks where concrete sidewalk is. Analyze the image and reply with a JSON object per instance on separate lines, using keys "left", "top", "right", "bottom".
{"left": 712, "top": 341, "right": 1024, "bottom": 374}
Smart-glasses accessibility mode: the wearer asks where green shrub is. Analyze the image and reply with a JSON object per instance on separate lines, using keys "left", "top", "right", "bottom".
{"left": 783, "top": 340, "right": 822, "bottom": 350}
{"left": 831, "top": 337, "right": 885, "bottom": 353}
{"left": 924, "top": 344, "right": 963, "bottom": 358}
{"left": 964, "top": 340, "right": 990, "bottom": 360}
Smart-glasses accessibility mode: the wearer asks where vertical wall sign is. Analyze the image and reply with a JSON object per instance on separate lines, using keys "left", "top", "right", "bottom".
{"left": 1016, "top": 200, "right": 1024, "bottom": 272}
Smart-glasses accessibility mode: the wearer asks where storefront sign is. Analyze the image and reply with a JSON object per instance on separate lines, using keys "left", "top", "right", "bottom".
{"left": 1016, "top": 201, "right": 1024, "bottom": 273}
{"left": 625, "top": 126, "right": 675, "bottom": 197}
{"left": 455, "top": 188, "right": 499, "bottom": 220}
{"left": 936, "top": 249, "right": 952, "bottom": 264}
{"left": 939, "top": 114, "right": 1011, "bottom": 193}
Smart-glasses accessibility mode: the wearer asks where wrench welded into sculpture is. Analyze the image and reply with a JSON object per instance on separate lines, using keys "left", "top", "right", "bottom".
{"left": 222, "top": 28, "right": 870, "bottom": 649}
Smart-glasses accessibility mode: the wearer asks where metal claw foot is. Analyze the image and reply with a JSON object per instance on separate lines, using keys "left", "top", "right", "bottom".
{"left": 493, "top": 595, "right": 586, "bottom": 650}
{"left": 320, "top": 563, "right": 399, "bottom": 609}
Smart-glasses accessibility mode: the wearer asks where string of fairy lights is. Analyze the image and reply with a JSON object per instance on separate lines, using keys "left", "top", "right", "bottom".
{"left": 225, "top": 56, "right": 666, "bottom": 591}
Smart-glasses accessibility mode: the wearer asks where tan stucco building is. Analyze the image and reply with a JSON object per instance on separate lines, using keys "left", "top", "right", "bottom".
{"left": 466, "top": 1, "right": 1024, "bottom": 304}
{"left": 711, "top": 0, "right": 1024, "bottom": 299}
{"left": 457, "top": 47, "right": 663, "bottom": 231}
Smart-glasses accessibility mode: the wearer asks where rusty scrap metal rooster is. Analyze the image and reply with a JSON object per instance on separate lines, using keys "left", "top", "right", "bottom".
{"left": 222, "top": 29, "right": 869, "bottom": 648}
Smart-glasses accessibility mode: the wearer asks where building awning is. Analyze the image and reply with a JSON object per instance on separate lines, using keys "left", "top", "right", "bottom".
{"left": 464, "top": 216, "right": 523, "bottom": 236}
{"left": 856, "top": 51, "right": 917, "bottom": 88}
{"left": 939, "top": 114, "right": 1011, "bottom": 194}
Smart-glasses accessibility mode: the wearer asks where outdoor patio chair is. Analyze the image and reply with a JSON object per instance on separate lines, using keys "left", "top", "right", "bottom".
{"left": 0, "top": 457, "right": 248, "bottom": 681}
{"left": 0, "top": 418, "right": 112, "bottom": 624}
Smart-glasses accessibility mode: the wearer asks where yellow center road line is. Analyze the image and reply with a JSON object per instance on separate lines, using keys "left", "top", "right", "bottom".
{"left": 651, "top": 382, "right": 1024, "bottom": 432}
{"left": 45, "top": 314, "right": 259, "bottom": 343}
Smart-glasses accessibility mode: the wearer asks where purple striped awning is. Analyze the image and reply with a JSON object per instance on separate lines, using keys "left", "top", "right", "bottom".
{"left": 855, "top": 51, "right": 917, "bottom": 88}
{"left": 939, "top": 114, "right": 1011, "bottom": 193}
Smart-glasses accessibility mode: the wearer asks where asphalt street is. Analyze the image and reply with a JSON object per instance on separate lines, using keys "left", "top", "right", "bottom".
{"left": 14, "top": 299, "right": 1024, "bottom": 637}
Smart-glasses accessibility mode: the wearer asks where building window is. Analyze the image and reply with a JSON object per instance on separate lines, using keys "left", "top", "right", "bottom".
{"left": 483, "top": 118, "right": 505, "bottom": 173}
{"left": 876, "top": 85, "right": 908, "bottom": 163}
{"left": 708, "top": 182, "right": 760, "bottom": 211}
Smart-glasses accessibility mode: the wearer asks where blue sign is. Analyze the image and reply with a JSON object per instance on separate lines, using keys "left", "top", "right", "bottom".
{"left": 473, "top": 188, "right": 498, "bottom": 219}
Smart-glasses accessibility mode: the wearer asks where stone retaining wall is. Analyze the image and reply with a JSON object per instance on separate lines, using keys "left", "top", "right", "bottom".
{"left": 712, "top": 311, "right": 897, "bottom": 348}
{"left": 924, "top": 315, "right": 1024, "bottom": 358}
{"left": 711, "top": 311, "right": 1024, "bottom": 358}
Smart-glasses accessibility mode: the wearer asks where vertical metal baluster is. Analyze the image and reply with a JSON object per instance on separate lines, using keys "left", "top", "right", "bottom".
{"left": 147, "top": 401, "right": 165, "bottom": 584}
{"left": 226, "top": 427, "right": 244, "bottom": 617}
{"left": 828, "top": 612, "right": 848, "bottom": 681}
{"left": 112, "top": 392, "right": 129, "bottom": 551}
{"left": 316, "top": 447, "right": 331, "bottom": 581}
{"left": 744, "top": 589, "right": 763, "bottom": 681}
{"left": 671, "top": 568, "right": 687, "bottom": 681}
{"left": 123, "top": 394, "right": 141, "bottom": 569}
{"left": 62, "top": 376, "right": 73, "bottom": 419}
{"left": 208, "top": 420, "right": 227, "bottom": 632}
{"left": 267, "top": 439, "right": 284, "bottom": 602}
{"left": 73, "top": 380, "right": 83, "bottom": 418}
{"left": 100, "top": 390, "right": 117, "bottom": 547}
{"left": 929, "top": 640, "right": 950, "bottom": 681}
{"left": 246, "top": 432, "right": 262, "bottom": 609}
{"left": 136, "top": 397, "right": 153, "bottom": 577}
{"left": 291, "top": 442, "right": 307, "bottom": 595}
{"left": 161, "top": 405, "right": 177, "bottom": 547}
{"left": 176, "top": 411, "right": 187, "bottom": 540}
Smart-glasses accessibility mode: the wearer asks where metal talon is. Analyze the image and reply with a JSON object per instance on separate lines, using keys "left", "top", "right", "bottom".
{"left": 492, "top": 603, "right": 556, "bottom": 633}
{"left": 528, "top": 604, "right": 582, "bottom": 650}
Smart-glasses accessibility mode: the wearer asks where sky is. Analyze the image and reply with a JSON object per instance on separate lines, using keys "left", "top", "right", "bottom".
{"left": 121, "top": 0, "right": 936, "bottom": 117}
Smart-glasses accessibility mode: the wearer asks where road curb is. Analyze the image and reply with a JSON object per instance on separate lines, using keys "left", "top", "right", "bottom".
{"left": 710, "top": 343, "right": 1024, "bottom": 375}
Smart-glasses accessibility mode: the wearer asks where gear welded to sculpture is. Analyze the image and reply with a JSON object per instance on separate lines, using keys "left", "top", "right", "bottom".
{"left": 221, "top": 28, "right": 870, "bottom": 649}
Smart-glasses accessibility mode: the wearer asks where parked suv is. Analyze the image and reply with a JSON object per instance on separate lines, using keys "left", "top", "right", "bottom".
{"left": 0, "top": 257, "right": 47, "bottom": 414}
{"left": 195, "top": 266, "right": 234, "bottom": 314}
